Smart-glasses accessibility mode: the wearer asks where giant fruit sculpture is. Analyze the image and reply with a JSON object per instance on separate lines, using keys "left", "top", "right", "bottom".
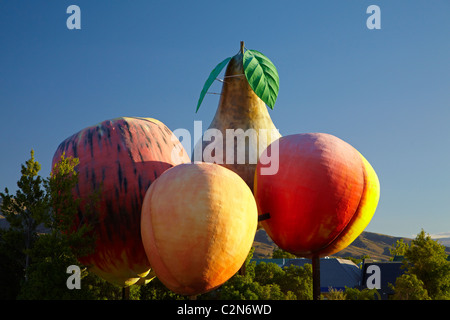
{"left": 141, "top": 162, "right": 258, "bottom": 296}
{"left": 52, "top": 117, "right": 190, "bottom": 286}
{"left": 194, "top": 41, "right": 281, "bottom": 191}
{"left": 254, "top": 133, "right": 380, "bottom": 258}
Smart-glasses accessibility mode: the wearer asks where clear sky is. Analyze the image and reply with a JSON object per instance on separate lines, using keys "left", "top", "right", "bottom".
{"left": 1, "top": 1, "right": 449, "bottom": 239}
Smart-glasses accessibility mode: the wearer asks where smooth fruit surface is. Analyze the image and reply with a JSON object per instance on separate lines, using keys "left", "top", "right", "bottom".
{"left": 195, "top": 46, "right": 281, "bottom": 191}
{"left": 254, "top": 133, "right": 380, "bottom": 258}
{"left": 52, "top": 117, "right": 190, "bottom": 286}
{"left": 141, "top": 162, "right": 257, "bottom": 295}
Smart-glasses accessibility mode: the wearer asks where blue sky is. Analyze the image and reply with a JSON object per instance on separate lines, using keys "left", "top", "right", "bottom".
{"left": 1, "top": 0, "right": 449, "bottom": 239}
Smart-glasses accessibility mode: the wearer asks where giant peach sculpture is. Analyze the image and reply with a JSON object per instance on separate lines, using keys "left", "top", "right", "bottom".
{"left": 254, "top": 133, "right": 380, "bottom": 258}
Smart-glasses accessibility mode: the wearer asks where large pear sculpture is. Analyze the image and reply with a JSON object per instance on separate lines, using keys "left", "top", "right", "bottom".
{"left": 193, "top": 41, "right": 281, "bottom": 191}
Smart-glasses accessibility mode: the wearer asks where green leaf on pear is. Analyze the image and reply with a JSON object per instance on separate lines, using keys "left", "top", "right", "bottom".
{"left": 243, "top": 50, "right": 279, "bottom": 109}
{"left": 196, "top": 57, "right": 231, "bottom": 113}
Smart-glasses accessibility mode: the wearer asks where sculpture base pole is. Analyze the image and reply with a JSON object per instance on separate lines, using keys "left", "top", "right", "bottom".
{"left": 122, "top": 286, "right": 130, "bottom": 300}
{"left": 312, "top": 255, "right": 320, "bottom": 300}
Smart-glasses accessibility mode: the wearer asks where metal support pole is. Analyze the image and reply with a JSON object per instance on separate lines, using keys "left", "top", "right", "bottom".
{"left": 312, "top": 255, "right": 321, "bottom": 300}
{"left": 122, "top": 286, "right": 130, "bottom": 300}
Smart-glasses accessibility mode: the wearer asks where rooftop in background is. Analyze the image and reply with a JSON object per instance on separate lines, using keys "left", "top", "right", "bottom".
{"left": 251, "top": 257, "right": 361, "bottom": 293}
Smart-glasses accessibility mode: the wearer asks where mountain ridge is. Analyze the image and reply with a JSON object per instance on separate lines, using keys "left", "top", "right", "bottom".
{"left": 252, "top": 229, "right": 450, "bottom": 261}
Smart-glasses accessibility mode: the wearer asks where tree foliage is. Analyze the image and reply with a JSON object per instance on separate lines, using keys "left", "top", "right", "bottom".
{"left": 138, "top": 247, "right": 312, "bottom": 300}
{"left": 389, "top": 239, "right": 409, "bottom": 260}
{"left": 203, "top": 248, "right": 312, "bottom": 300}
{"left": 0, "top": 150, "right": 49, "bottom": 286}
{"left": 0, "top": 150, "right": 107, "bottom": 299}
{"left": 402, "top": 230, "right": 450, "bottom": 299}
{"left": 45, "top": 153, "right": 100, "bottom": 259}
{"left": 390, "top": 273, "right": 430, "bottom": 300}
{"left": 272, "top": 248, "right": 297, "bottom": 259}
{"left": 0, "top": 227, "right": 25, "bottom": 299}
{"left": 389, "top": 229, "right": 450, "bottom": 300}
{"left": 343, "top": 287, "right": 379, "bottom": 300}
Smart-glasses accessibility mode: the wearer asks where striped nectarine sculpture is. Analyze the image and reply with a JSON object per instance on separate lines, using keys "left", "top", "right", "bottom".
{"left": 254, "top": 133, "right": 380, "bottom": 258}
{"left": 140, "top": 162, "right": 258, "bottom": 296}
{"left": 52, "top": 117, "right": 190, "bottom": 287}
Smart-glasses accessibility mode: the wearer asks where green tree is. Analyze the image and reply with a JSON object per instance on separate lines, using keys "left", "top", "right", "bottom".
{"left": 218, "top": 274, "right": 261, "bottom": 300}
{"left": 278, "top": 264, "right": 313, "bottom": 300}
{"left": 195, "top": 248, "right": 310, "bottom": 300}
{"left": 253, "top": 261, "right": 285, "bottom": 286}
{"left": 0, "top": 150, "right": 49, "bottom": 285}
{"left": 0, "top": 228, "right": 25, "bottom": 299}
{"left": 139, "top": 277, "right": 187, "bottom": 300}
{"left": 389, "top": 239, "right": 409, "bottom": 260}
{"left": 344, "top": 255, "right": 370, "bottom": 266}
{"left": 272, "top": 248, "right": 297, "bottom": 259}
{"left": 402, "top": 229, "right": 450, "bottom": 299}
{"left": 0, "top": 151, "right": 108, "bottom": 299}
{"left": 389, "top": 273, "right": 430, "bottom": 300}
{"left": 326, "top": 288, "right": 346, "bottom": 300}
{"left": 16, "top": 231, "right": 89, "bottom": 299}
{"left": 217, "top": 272, "right": 293, "bottom": 300}
{"left": 344, "top": 287, "right": 378, "bottom": 300}
{"left": 44, "top": 153, "right": 99, "bottom": 259}
{"left": 17, "top": 153, "right": 102, "bottom": 299}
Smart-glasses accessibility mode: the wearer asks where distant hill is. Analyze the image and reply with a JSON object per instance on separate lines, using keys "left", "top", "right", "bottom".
{"left": 253, "top": 229, "right": 450, "bottom": 261}
{"left": 432, "top": 236, "right": 450, "bottom": 248}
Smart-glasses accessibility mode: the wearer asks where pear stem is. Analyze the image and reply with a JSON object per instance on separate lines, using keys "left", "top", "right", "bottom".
{"left": 240, "top": 41, "right": 245, "bottom": 54}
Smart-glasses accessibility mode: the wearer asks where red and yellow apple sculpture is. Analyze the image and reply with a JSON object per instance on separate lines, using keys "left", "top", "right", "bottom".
{"left": 52, "top": 117, "right": 190, "bottom": 286}
{"left": 254, "top": 133, "right": 380, "bottom": 258}
{"left": 141, "top": 162, "right": 258, "bottom": 296}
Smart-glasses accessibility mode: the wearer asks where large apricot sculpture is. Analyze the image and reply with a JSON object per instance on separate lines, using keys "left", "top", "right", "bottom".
{"left": 141, "top": 162, "right": 257, "bottom": 296}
